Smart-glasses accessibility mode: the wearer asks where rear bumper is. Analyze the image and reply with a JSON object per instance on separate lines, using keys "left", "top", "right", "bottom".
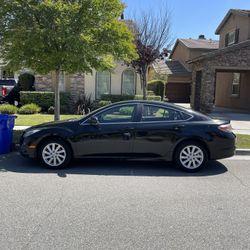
{"left": 209, "top": 133, "right": 236, "bottom": 160}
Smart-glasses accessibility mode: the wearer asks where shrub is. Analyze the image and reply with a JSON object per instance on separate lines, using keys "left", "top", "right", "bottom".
{"left": 74, "top": 94, "right": 94, "bottom": 115}
{"left": 0, "top": 104, "right": 18, "bottom": 114}
{"left": 20, "top": 91, "right": 73, "bottom": 113}
{"left": 92, "top": 100, "right": 112, "bottom": 110}
{"left": 18, "top": 73, "right": 35, "bottom": 91}
{"left": 18, "top": 103, "right": 41, "bottom": 114}
{"left": 134, "top": 95, "right": 162, "bottom": 101}
{"left": 101, "top": 94, "right": 134, "bottom": 103}
{"left": 147, "top": 80, "right": 165, "bottom": 100}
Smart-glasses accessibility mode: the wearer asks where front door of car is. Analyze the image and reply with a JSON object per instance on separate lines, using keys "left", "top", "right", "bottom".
{"left": 76, "top": 104, "right": 138, "bottom": 157}
{"left": 133, "top": 104, "right": 185, "bottom": 158}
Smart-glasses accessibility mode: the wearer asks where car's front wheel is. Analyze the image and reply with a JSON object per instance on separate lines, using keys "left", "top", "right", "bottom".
{"left": 174, "top": 141, "right": 208, "bottom": 172}
{"left": 38, "top": 139, "right": 72, "bottom": 169}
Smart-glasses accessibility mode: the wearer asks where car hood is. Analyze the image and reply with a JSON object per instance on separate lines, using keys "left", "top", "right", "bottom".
{"left": 26, "top": 118, "right": 81, "bottom": 131}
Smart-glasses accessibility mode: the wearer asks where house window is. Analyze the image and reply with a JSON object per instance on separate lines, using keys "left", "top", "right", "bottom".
{"left": 122, "top": 69, "right": 136, "bottom": 95}
{"left": 96, "top": 71, "right": 111, "bottom": 99}
{"left": 225, "top": 29, "right": 239, "bottom": 47}
{"left": 59, "top": 71, "right": 65, "bottom": 92}
{"left": 231, "top": 73, "right": 240, "bottom": 96}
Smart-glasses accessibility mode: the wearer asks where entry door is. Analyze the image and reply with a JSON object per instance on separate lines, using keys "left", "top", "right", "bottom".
{"left": 76, "top": 104, "right": 138, "bottom": 157}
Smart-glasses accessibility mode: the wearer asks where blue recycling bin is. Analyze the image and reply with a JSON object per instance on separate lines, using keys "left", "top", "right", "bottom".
{"left": 0, "top": 114, "right": 16, "bottom": 154}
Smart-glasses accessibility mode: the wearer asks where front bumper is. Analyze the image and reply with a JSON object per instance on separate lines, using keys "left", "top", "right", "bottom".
{"left": 19, "top": 136, "right": 37, "bottom": 159}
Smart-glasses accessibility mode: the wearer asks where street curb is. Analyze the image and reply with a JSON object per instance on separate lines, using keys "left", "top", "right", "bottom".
{"left": 235, "top": 149, "right": 250, "bottom": 156}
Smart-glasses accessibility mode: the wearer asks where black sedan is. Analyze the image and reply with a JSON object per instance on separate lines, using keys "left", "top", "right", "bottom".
{"left": 20, "top": 101, "right": 236, "bottom": 172}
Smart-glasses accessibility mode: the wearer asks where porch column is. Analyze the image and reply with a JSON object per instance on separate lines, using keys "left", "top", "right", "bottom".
{"left": 200, "top": 69, "right": 216, "bottom": 113}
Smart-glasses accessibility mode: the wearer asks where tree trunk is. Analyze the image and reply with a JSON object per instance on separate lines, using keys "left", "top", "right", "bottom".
{"left": 54, "top": 69, "right": 60, "bottom": 121}
{"left": 141, "top": 65, "right": 148, "bottom": 100}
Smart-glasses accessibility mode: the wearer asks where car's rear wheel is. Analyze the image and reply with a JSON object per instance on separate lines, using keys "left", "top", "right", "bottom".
{"left": 38, "top": 139, "right": 72, "bottom": 169}
{"left": 174, "top": 141, "right": 208, "bottom": 172}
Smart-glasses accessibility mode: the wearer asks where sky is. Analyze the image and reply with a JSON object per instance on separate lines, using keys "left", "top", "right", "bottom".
{"left": 123, "top": 0, "right": 250, "bottom": 43}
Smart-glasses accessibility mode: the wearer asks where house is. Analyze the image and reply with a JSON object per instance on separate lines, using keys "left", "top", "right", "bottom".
{"left": 150, "top": 36, "right": 219, "bottom": 103}
{"left": 33, "top": 63, "right": 142, "bottom": 101}
{"left": 188, "top": 9, "right": 250, "bottom": 112}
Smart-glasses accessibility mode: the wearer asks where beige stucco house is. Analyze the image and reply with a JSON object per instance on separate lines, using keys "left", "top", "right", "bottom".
{"left": 188, "top": 9, "right": 250, "bottom": 112}
{"left": 33, "top": 63, "right": 142, "bottom": 101}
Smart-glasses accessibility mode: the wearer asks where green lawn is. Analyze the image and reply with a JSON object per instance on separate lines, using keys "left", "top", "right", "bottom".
{"left": 15, "top": 114, "right": 82, "bottom": 126}
{"left": 236, "top": 134, "right": 250, "bottom": 149}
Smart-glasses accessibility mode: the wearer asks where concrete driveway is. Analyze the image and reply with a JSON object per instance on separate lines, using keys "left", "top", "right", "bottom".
{"left": 0, "top": 152, "right": 250, "bottom": 250}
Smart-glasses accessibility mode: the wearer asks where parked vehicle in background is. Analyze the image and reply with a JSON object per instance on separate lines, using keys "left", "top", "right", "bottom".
{"left": 20, "top": 100, "right": 236, "bottom": 172}
{"left": 0, "top": 79, "right": 16, "bottom": 98}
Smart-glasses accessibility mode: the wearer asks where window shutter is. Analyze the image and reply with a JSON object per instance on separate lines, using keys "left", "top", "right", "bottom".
{"left": 235, "top": 28, "right": 239, "bottom": 44}
{"left": 225, "top": 33, "right": 229, "bottom": 47}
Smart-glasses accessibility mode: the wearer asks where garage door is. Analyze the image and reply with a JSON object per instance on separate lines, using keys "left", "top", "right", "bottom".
{"left": 166, "top": 82, "right": 191, "bottom": 103}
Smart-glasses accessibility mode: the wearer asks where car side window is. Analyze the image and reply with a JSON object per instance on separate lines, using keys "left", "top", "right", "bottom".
{"left": 97, "top": 105, "right": 136, "bottom": 123}
{"left": 141, "top": 105, "right": 183, "bottom": 122}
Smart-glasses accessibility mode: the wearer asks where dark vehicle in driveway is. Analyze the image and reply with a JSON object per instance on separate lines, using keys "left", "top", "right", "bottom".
{"left": 0, "top": 79, "right": 16, "bottom": 98}
{"left": 20, "top": 101, "right": 235, "bottom": 172}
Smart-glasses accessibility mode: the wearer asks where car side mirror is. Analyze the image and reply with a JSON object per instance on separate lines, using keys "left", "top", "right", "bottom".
{"left": 89, "top": 116, "right": 99, "bottom": 126}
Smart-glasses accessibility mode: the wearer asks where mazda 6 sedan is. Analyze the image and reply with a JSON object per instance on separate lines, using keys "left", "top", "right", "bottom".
{"left": 20, "top": 100, "right": 236, "bottom": 172}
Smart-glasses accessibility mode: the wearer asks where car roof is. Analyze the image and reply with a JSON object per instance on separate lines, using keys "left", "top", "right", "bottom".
{"left": 110, "top": 100, "right": 189, "bottom": 111}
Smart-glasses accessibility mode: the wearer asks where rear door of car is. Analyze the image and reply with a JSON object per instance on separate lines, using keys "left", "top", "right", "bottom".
{"left": 133, "top": 103, "right": 191, "bottom": 158}
{"left": 76, "top": 103, "right": 139, "bottom": 157}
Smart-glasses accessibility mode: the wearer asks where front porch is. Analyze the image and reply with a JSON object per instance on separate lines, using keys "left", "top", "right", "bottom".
{"left": 188, "top": 40, "right": 250, "bottom": 113}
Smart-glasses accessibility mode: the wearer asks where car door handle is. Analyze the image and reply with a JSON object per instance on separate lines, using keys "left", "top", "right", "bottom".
{"left": 173, "top": 125, "right": 185, "bottom": 131}
{"left": 123, "top": 132, "right": 131, "bottom": 140}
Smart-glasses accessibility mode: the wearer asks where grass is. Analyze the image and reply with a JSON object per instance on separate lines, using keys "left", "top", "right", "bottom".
{"left": 15, "top": 114, "right": 82, "bottom": 126}
{"left": 236, "top": 134, "right": 250, "bottom": 149}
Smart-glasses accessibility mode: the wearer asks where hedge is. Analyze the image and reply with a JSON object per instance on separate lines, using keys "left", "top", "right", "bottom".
{"left": 101, "top": 94, "right": 135, "bottom": 103}
{"left": 147, "top": 80, "right": 165, "bottom": 100}
{"left": 20, "top": 91, "right": 73, "bottom": 114}
{"left": 134, "top": 95, "right": 161, "bottom": 101}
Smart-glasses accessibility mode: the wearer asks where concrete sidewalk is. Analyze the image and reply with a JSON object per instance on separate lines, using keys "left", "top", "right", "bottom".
{"left": 175, "top": 103, "right": 250, "bottom": 135}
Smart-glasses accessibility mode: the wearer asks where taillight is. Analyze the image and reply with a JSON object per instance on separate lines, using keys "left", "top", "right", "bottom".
{"left": 218, "top": 124, "right": 233, "bottom": 133}
{"left": 1, "top": 86, "right": 7, "bottom": 97}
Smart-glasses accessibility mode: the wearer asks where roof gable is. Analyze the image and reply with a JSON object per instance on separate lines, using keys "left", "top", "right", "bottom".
{"left": 170, "top": 38, "right": 219, "bottom": 58}
{"left": 215, "top": 9, "right": 250, "bottom": 35}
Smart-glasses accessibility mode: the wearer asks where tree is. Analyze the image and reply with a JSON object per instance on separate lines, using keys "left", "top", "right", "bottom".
{"left": 130, "top": 8, "right": 172, "bottom": 99}
{"left": 0, "top": 0, "right": 137, "bottom": 120}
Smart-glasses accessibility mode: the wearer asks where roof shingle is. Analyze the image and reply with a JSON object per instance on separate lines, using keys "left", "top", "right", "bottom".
{"left": 153, "top": 60, "right": 191, "bottom": 76}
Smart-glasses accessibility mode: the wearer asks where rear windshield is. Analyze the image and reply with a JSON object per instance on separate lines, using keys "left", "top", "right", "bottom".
{"left": 0, "top": 79, "right": 16, "bottom": 86}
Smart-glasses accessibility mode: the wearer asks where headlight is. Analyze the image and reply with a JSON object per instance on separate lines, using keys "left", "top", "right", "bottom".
{"left": 23, "top": 129, "right": 41, "bottom": 137}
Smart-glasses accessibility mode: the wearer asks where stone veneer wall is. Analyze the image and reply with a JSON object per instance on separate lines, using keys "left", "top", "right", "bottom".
{"left": 34, "top": 72, "right": 85, "bottom": 102}
{"left": 190, "top": 41, "right": 250, "bottom": 113}
{"left": 34, "top": 73, "right": 53, "bottom": 91}
{"left": 67, "top": 73, "right": 85, "bottom": 102}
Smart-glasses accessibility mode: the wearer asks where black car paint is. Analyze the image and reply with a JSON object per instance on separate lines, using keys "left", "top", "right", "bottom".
{"left": 20, "top": 101, "right": 236, "bottom": 161}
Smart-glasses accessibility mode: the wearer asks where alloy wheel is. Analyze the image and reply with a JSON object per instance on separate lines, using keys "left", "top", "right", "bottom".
{"left": 42, "top": 143, "right": 67, "bottom": 167}
{"left": 179, "top": 145, "right": 204, "bottom": 169}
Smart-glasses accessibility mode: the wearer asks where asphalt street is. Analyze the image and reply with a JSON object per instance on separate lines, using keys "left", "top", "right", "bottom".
{"left": 0, "top": 153, "right": 250, "bottom": 250}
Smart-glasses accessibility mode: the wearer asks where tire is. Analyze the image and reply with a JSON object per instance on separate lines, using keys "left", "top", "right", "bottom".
{"left": 174, "top": 141, "right": 208, "bottom": 172}
{"left": 38, "top": 138, "right": 72, "bottom": 169}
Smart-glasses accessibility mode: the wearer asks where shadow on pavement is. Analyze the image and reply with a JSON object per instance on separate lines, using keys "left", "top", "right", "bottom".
{"left": 0, "top": 152, "right": 228, "bottom": 177}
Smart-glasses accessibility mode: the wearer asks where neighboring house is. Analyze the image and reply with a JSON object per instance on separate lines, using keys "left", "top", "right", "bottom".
{"left": 150, "top": 36, "right": 219, "bottom": 103}
{"left": 33, "top": 63, "right": 142, "bottom": 101}
{"left": 188, "top": 9, "right": 250, "bottom": 112}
